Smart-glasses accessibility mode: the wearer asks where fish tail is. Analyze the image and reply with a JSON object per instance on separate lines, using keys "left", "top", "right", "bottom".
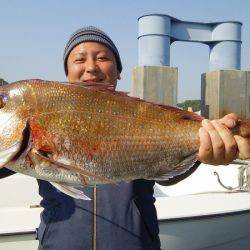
{"left": 232, "top": 120, "right": 250, "bottom": 138}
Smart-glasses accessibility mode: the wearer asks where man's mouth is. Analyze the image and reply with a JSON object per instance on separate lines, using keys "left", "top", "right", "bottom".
{"left": 83, "top": 79, "right": 104, "bottom": 83}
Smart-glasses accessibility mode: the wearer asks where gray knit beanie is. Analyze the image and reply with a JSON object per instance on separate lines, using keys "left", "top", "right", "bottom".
{"left": 63, "top": 26, "right": 122, "bottom": 75}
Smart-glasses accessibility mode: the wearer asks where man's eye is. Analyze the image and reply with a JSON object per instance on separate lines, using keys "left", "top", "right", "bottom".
{"left": 98, "top": 57, "right": 108, "bottom": 61}
{"left": 74, "top": 58, "right": 85, "bottom": 63}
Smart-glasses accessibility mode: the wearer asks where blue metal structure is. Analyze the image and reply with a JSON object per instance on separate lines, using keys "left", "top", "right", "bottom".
{"left": 138, "top": 14, "right": 242, "bottom": 71}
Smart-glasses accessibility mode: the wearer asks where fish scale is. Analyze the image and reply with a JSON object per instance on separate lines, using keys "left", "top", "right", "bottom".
{"left": 0, "top": 79, "right": 250, "bottom": 199}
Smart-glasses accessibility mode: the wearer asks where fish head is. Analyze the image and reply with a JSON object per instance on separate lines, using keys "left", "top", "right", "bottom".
{"left": 0, "top": 82, "right": 31, "bottom": 167}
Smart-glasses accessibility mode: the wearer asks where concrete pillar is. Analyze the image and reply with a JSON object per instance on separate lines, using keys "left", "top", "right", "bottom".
{"left": 209, "top": 22, "right": 242, "bottom": 71}
{"left": 138, "top": 14, "right": 242, "bottom": 72}
{"left": 201, "top": 70, "right": 250, "bottom": 119}
{"left": 131, "top": 66, "right": 178, "bottom": 106}
{"left": 138, "top": 15, "right": 171, "bottom": 66}
{"left": 209, "top": 41, "right": 241, "bottom": 71}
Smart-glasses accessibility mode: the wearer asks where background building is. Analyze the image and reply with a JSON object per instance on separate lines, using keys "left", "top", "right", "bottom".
{"left": 0, "top": 78, "right": 8, "bottom": 86}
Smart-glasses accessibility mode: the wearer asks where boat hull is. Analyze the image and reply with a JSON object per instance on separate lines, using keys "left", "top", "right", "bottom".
{"left": 159, "top": 210, "right": 250, "bottom": 250}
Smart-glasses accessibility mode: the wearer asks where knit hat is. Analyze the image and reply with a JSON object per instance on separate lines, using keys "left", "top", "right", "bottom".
{"left": 63, "top": 26, "right": 122, "bottom": 75}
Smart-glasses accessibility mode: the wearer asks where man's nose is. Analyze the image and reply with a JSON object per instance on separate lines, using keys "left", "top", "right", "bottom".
{"left": 85, "top": 59, "right": 98, "bottom": 73}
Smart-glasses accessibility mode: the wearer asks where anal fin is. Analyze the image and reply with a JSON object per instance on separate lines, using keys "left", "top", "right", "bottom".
{"left": 50, "top": 182, "right": 91, "bottom": 200}
{"left": 152, "top": 152, "right": 199, "bottom": 181}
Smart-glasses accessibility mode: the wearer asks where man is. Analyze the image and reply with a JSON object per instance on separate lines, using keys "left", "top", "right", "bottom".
{"left": 1, "top": 26, "right": 249, "bottom": 249}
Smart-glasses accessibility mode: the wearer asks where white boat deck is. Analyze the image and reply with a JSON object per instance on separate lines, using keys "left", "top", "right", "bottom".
{"left": 0, "top": 174, "right": 42, "bottom": 235}
{"left": 0, "top": 163, "right": 250, "bottom": 249}
{"left": 156, "top": 192, "right": 250, "bottom": 220}
{"left": 0, "top": 207, "right": 42, "bottom": 235}
{"left": 155, "top": 163, "right": 250, "bottom": 220}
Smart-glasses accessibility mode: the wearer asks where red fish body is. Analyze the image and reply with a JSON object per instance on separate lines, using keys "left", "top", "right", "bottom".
{"left": 0, "top": 79, "right": 249, "bottom": 199}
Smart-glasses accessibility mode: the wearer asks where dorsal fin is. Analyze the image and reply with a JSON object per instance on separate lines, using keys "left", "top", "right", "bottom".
{"left": 11, "top": 79, "right": 204, "bottom": 122}
{"left": 72, "top": 82, "right": 130, "bottom": 97}
{"left": 70, "top": 82, "right": 203, "bottom": 122}
{"left": 71, "top": 82, "right": 203, "bottom": 122}
{"left": 154, "top": 103, "right": 203, "bottom": 121}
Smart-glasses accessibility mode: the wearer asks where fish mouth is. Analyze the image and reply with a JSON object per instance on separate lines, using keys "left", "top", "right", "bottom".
{"left": 0, "top": 122, "right": 31, "bottom": 168}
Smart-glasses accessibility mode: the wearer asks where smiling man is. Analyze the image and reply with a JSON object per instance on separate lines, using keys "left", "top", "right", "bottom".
{"left": 67, "top": 42, "right": 120, "bottom": 86}
{"left": 36, "top": 26, "right": 250, "bottom": 250}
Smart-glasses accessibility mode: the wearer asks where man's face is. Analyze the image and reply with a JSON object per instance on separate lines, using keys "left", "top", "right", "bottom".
{"left": 67, "top": 42, "right": 120, "bottom": 89}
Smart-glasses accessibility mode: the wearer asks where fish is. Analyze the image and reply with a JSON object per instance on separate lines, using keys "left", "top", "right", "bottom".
{"left": 0, "top": 79, "right": 249, "bottom": 200}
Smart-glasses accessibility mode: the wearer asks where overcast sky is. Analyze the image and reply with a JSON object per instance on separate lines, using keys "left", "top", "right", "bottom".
{"left": 0, "top": 0, "right": 249, "bottom": 101}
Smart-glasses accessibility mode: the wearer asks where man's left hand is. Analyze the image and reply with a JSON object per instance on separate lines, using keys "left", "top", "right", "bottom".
{"left": 198, "top": 113, "right": 250, "bottom": 165}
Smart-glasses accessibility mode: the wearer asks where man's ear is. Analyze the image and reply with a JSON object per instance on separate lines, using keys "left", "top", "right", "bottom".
{"left": 117, "top": 72, "right": 121, "bottom": 80}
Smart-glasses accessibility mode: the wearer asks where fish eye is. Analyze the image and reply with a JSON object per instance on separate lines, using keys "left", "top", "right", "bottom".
{"left": 0, "top": 94, "right": 8, "bottom": 109}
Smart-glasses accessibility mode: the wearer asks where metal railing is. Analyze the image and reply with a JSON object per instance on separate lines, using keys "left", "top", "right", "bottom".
{"left": 215, "top": 160, "right": 250, "bottom": 192}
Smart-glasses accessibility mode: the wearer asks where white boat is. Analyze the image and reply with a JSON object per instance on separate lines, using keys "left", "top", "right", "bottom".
{"left": 157, "top": 194, "right": 250, "bottom": 250}
{"left": 0, "top": 174, "right": 41, "bottom": 250}
{"left": 155, "top": 163, "right": 250, "bottom": 250}
{"left": 0, "top": 162, "right": 250, "bottom": 250}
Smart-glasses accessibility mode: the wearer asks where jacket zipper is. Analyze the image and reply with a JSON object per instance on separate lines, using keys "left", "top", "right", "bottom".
{"left": 93, "top": 186, "right": 97, "bottom": 250}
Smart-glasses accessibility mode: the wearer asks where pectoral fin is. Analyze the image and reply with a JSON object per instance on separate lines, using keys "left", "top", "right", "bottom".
{"left": 33, "top": 149, "right": 114, "bottom": 184}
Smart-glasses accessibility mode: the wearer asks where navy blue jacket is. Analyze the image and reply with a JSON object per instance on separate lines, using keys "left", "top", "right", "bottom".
{"left": 37, "top": 179, "right": 161, "bottom": 250}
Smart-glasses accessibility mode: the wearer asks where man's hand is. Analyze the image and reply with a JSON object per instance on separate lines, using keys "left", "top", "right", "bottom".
{"left": 198, "top": 113, "right": 250, "bottom": 165}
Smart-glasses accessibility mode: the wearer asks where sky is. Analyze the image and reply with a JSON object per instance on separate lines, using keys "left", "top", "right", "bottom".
{"left": 0, "top": 0, "right": 250, "bottom": 101}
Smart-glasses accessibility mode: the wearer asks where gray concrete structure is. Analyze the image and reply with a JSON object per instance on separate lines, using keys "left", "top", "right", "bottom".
{"left": 132, "top": 14, "right": 246, "bottom": 119}
{"left": 131, "top": 66, "right": 177, "bottom": 105}
{"left": 201, "top": 70, "right": 250, "bottom": 119}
